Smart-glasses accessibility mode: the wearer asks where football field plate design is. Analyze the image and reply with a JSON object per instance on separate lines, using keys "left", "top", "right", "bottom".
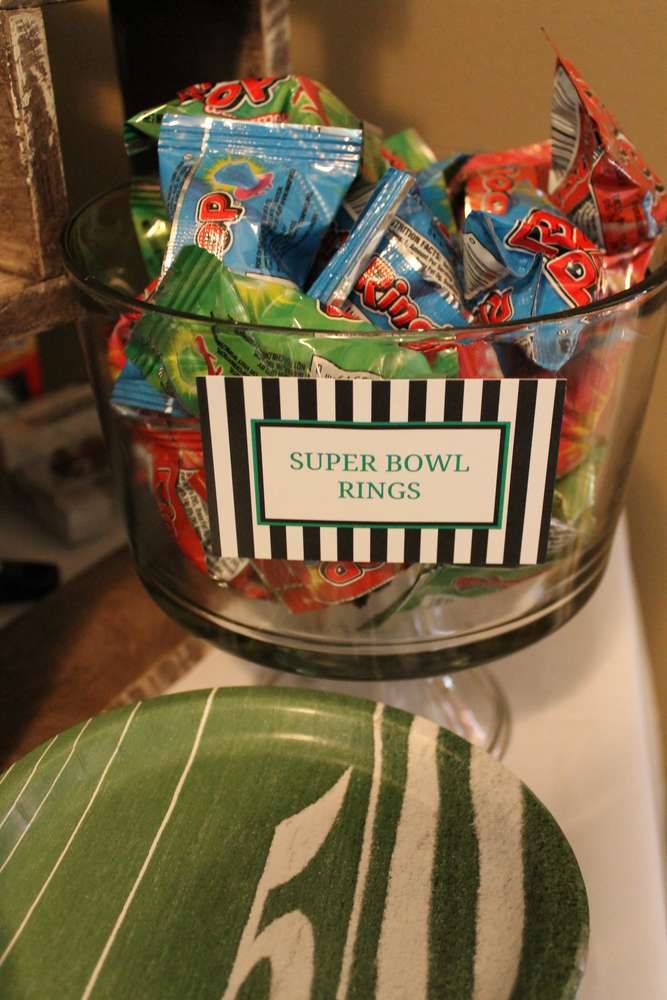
{"left": 0, "top": 688, "right": 587, "bottom": 998}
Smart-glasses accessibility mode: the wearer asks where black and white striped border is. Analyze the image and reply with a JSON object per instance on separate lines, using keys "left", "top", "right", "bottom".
{"left": 198, "top": 377, "right": 565, "bottom": 566}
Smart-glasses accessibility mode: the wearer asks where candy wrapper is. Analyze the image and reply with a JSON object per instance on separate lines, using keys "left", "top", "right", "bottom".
{"left": 309, "top": 167, "right": 500, "bottom": 377}
{"left": 309, "top": 167, "right": 470, "bottom": 331}
{"left": 449, "top": 141, "right": 551, "bottom": 220}
{"left": 252, "top": 559, "right": 402, "bottom": 614}
{"left": 133, "top": 422, "right": 267, "bottom": 597}
{"left": 382, "top": 128, "right": 438, "bottom": 172}
{"left": 463, "top": 187, "right": 605, "bottom": 369}
{"left": 159, "top": 116, "right": 362, "bottom": 285}
{"left": 107, "top": 278, "right": 160, "bottom": 380}
{"left": 130, "top": 177, "right": 170, "bottom": 280}
{"left": 112, "top": 362, "right": 189, "bottom": 418}
{"left": 125, "top": 74, "right": 386, "bottom": 185}
{"left": 547, "top": 48, "right": 667, "bottom": 255}
{"left": 415, "top": 156, "right": 466, "bottom": 233}
{"left": 126, "top": 246, "right": 433, "bottom": 414}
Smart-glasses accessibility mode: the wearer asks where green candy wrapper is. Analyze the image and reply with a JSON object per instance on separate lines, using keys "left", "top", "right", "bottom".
{"left": 125, "top": 75, "right": 385, "bottom": 185}
{"left": 130, "top": 177, "right": 170, "bottom": 280}
{"left": 126, "top": 246, "right": 433, "bottom": 414}
{"left": 383, "top": 128, "right": 438, "bottom": 173}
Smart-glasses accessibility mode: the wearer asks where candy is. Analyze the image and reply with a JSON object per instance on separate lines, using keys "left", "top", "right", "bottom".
{"left": 111, "top": 362, "right": 189, "bottom": 418}
{"left": 124, "top": 74, "right": 386, "bottom": 184}
{"left": 309, "top": 168, "right": 502, "bottom": 377}
{"left": 547, "top": 48, "right": 667, "bottom": 254}
{"left": 463, "top": 187, "right": 605, "bottom": 369}
{"left": 252, "top": 559, "right": 402, "bottom": 613}
{"left": 449, "top": 141, "right": 551, "bottom": 220}
{"left": 126, "top": 246, "right": 432, "bottom": 414}
{"left": 415, "top": 156, "right": 466, "bottom": 233}
{"left": 159, "top": 116, "right": 362, "bottom": 285}
{"left": 382, "top": 128, "right": 438, "bottom": 173}
{"left": 133, "top": 422, "right": 268, "bottom": 597}
{"left": 130, "top": 177, "right": 170, "bottom": 280}
{"left": 309, "top": 167, "right": 470, "bottom": 332}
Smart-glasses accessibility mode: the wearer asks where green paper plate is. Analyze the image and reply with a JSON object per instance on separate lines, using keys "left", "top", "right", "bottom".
{"left": 0, "top": 688, "right": 587, "bottom": 999}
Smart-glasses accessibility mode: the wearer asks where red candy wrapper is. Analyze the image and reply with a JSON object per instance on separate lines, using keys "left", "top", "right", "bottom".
{"left": 451, "top": 141, "right": 551, "bottom": 220}
{"left": 133, "top": 424, "right": 268, "bottom": 597}
{"left": 511, "top": 345, "right": 617, "bottom": 477}
{"left": 253, "top": 559, "right": 403, "bottom": 614}
{"left": 107, "top": 279, "right": 160, "bottom": 379}
{"left": 548, "top": 47, "right": 667, "bottom": 254}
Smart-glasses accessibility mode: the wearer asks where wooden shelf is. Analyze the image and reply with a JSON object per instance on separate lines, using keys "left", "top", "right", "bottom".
{"left": 0, "top": 269, "right": 78, "bottom": 341}
{"left": 0, "top": 1, "right": 76, "bottom": 10}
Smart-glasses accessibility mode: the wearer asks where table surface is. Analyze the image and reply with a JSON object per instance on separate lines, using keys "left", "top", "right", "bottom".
{"left": 166, "top": 524, "right": 667, "bottom": 1000}
{"left": 2, "top": 498, "right": 665, "bottom": 997}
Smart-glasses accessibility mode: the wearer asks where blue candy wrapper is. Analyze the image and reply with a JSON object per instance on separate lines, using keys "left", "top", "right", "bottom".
{"left": 462, "top": 188, "right": 605, "bottom": 369}
{"left": 112, "top": 361, "right": 188, "bottom": 417}
{"left": 158, "top": 115, "right": 362, "bottom": 286}
{"left": 415, "top": 154, "right": 469, "bottom": 233}
{"left": 309, "top": 167, "right": 470, "bottom": 332}
{"left": 309, "top": 168, "right": 413, "bottom": 309}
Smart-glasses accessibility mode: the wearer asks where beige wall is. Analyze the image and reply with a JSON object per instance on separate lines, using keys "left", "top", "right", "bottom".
{"left": 291, "top": 0, "right": 667, "bottom": 717}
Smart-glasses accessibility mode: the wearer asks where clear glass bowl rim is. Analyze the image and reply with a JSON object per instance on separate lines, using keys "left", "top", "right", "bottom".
{"left": 62, "top": 182, "right": 667, "bottom": 342}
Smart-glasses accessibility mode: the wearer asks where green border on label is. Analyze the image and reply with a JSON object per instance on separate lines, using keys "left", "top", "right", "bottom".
{"left": 250, "top": 419, "right": 511, "bottom": 531}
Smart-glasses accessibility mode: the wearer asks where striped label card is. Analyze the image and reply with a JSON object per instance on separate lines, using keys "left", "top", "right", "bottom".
{"left": 198, "top": 377, "right": 565, "bottom": 566}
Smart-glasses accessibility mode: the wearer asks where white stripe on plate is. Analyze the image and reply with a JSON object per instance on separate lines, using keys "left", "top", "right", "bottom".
{"left": 0, "top": 721, "right": 92, "bottom": 877}
{"left": 470, "top": 747, "right": 525, "bottom": 1000}
{"left": 336, "top": 703, "right": 384, "bottom": 999}
{"left": 520, "top": 380, "right": 557, "bottom": 563}
{"left": 80, "top": 689, "right": 218, "bottom": 1000}
{"left": 0, "top": 704, "right": 141, "bottom": 968}
{"left": 376, "top": 716, "right": 440, "bottom": 999}
{"left": 0, "top": 764, "right": 15, "bottom": 791}
{"left": 0, "top": 736, "right": 58, "bottom": 834}
{"left": 485, "top": 380, "right": 519, "bottom": 565}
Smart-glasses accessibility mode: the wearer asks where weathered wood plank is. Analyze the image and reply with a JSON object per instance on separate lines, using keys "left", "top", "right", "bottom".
{"left": 0, "top": 1, "right": 77, "bottom": 9}
{"left": 0, "top": 270, "right": 78, "bottom": 341}
{"left": 0, "top": 7, "right": 67, "bottom": 280}
{"left": 0, "top": 546, "right": 207, "bottom": 767}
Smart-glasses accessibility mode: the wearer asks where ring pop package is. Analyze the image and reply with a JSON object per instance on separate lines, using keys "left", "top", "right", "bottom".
{"left": 159, "top": 116, "right": 362, "bottom": 285}
{"left": 309, "top": 167, "right": 499, "bottom": 378}
{"left": 462, "top": 187, "right": 605, "bottom": 369}
{"left": 125, "top": 74, "right": 386, "bottom": 184}
{"left": 547, "top": 47, "right": 667, "bottom": 255}
{"left": 449, "top": 141, "right": 551, "bottom": 219}
{"left": 132, "top": 422, "right": 268, "bottom": 598}
{"left": 309, "top": 167, "right": 470, "bottom": 331}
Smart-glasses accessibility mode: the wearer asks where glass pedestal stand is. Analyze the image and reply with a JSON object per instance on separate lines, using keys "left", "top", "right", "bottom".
{"left": 143, "top": 571, "right": 510, "bottom": 757}
{"left": 264, "top": 667, "right": 510, "bottom": 758}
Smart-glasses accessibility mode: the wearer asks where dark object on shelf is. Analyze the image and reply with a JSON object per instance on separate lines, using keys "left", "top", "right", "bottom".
{"left": 0, "top": 558, "right": 59, "bottom": 602}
